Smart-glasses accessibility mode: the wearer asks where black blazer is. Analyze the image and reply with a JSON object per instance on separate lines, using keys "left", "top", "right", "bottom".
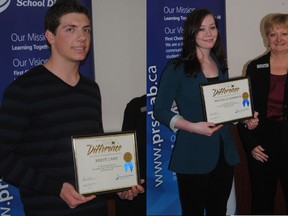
{"left": 238, "top": 52, "right": 288, "bottom": 152}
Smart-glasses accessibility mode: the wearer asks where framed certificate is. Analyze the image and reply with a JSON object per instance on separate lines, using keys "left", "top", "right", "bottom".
{"left": 71, "top": 131, "right": 140, "bottom": 195}
{"left": 200, "top": 77, "right": 254, "bottom": 124}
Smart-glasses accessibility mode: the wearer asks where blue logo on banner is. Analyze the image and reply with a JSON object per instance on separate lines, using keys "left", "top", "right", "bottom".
{"left": 0, "top": 0, "right": 11, "bottom": 13}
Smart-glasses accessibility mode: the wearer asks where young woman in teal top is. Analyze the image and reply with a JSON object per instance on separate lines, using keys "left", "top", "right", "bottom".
{"left": 154, "top": 8, "right": 239, "bottom": 216}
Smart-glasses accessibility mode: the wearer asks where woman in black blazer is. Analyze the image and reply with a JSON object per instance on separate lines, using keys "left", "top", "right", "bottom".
{"left": 238, "top": 13, "right": 288, "bottom": 215}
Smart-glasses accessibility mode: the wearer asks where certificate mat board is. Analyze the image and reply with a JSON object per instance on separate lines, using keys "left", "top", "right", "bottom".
{"left": 201, "top": 77, "right": 254, "bottom": 124}
{"left": 72, "top": 131, "right": 140, "bottom": 195}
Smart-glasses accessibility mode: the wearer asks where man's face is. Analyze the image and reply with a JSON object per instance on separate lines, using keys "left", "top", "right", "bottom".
{"left": 46, "top": 12, "right": 91, "bottom": 63}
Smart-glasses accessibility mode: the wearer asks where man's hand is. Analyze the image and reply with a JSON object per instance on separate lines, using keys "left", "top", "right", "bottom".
{"left": 60, "top": 182, "right": 96, "bottom": 209}
{"left": 117, "top": 179, "right": 145, "bottom": 200}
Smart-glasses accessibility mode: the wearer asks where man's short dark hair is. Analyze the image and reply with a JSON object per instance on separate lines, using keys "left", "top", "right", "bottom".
{"left": 45, "top": 0, "right": 90, "bottom": 35}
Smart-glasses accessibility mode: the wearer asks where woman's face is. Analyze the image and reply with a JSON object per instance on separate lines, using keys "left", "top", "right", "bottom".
{"left": 267, "top": 25, "right": 288, "bottom": 53}
{"left": 195, "top": 14, "right": 218, "bottom": 50}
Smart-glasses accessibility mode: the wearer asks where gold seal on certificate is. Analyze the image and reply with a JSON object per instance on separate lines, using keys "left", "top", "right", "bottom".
{"left": 200, "top": 77, "right": 254, "bottom": 124}
{"left": 71, "top": 131, "right": 140, "bottom": 195}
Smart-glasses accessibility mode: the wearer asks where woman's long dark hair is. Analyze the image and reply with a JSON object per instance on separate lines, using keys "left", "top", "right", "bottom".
{"left": 173, "top": 8, "right": 228, "bottom": 77}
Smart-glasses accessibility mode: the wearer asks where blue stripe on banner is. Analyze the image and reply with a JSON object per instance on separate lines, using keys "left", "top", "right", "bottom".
{"left": 0, "top": 179, "right": 24, "bottom": 216}
{"left": 0, "top": 1, "right": 93, "bottom": 215}
{"left": 146, "top": 1, "right": 235, "bottom": 215}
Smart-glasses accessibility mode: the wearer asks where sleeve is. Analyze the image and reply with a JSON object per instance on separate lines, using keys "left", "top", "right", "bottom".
{"left": 96, "top": 83, "right": 104, "bottom": 134}
{"left": 122, "top": 99, "right": 139, "bottom": 131}
{"left": 236, "top": 61, "right": 260, "bottom": 153}
{"left": 169, "top": 115, "right": 183, "bottom": 132}
{"left": 153, "top": 62, "right": 181, "bottom": 131}
{"left": 0, "top": 83, "right": 33, "bottom": 180}
{"left": 237, "top": 122, "right": 259, "bottom": 153}
{"left": 0, "top": 83, "right": 63, "bottom": 196}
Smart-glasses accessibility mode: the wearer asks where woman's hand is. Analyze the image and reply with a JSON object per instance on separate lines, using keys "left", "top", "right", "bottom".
{"left": 192, "top": 122, "right": 223, "bottom": 136}
{"left": 175, "top": 118, "right": 223, "bottom": 136}
{"left": 243, "top": 111, "right": 259, "bottom": 130}
{"left": 251, "top": 145, "right": 268, "bottom": 162}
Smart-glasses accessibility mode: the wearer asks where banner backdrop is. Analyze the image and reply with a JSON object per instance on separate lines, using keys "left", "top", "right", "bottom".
{"left": 0, "top": 1, "right": 93, "bottom": 215}
{"left": 146, "top": 1, "right": 231, "bottom": 215}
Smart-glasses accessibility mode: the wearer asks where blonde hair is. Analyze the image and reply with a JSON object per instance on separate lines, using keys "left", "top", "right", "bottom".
{"left": 264, "top": 13, "right": 288, "bottom": 36}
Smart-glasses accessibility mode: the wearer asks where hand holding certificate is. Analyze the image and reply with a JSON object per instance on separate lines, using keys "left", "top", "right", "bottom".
{"left": 201, "top": 77, "right": 254, "bottom": 124}
{"left": 71, "top": 131, "right": 140, "bottom": 195}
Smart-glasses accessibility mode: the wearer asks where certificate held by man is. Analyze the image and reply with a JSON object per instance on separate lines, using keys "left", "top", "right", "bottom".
{"left": 71, "top": 131, "right": 140, "bottom": 195}
{"left": 201, "top": 77, "right": 254, "bottom": 124}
